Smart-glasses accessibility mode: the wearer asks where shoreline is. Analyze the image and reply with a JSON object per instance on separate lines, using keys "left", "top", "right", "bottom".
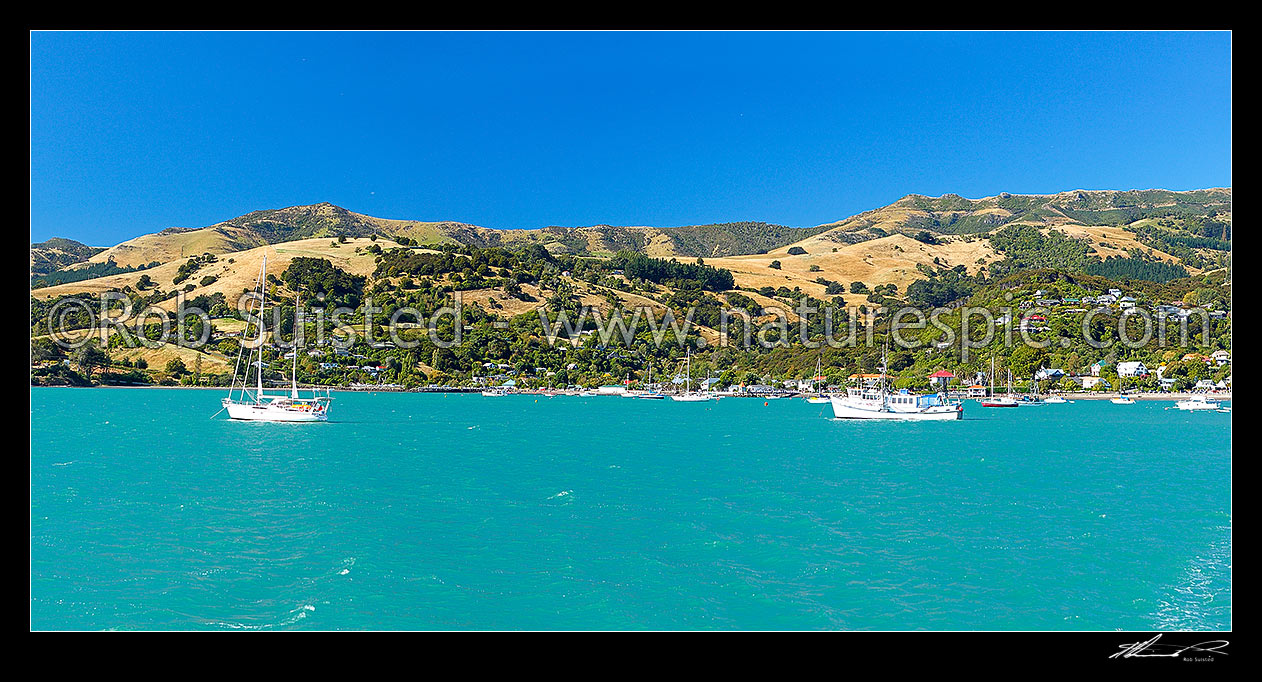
{"left": 28, "top": 384, "right": 1232, "bottom": 402}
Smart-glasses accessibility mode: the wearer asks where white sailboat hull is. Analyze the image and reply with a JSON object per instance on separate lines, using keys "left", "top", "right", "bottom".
{"left": 224, "top": 400, "right": 328, "bottom": 422}
{"left": 671, "top": 393, "right": 712, "bottom": 402}
{"left": 830, "top": 397, "right": 962, "bottom": 421}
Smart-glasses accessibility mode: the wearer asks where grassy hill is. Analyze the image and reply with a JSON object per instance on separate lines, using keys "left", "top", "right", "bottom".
{"left": 71, "top": 203, "right": 840, "bottom": 269}
{"left": 810, "top": 188, "right": 1231, "bottom": 240}
{"left": 37, "top": 237, "right": 394, "bottom": 311}
{"left": 34, "top": 188, "right": 1230, "bottom": 309}
{"left": 30, "top": 238, "right": 104, "bottom": 275}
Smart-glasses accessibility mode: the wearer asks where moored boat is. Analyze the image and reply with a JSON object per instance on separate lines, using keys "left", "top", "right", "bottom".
{"left": 634, "top": 358, "right": 667, "bottom": 399}
{"left": 979, "top": 359, "right": 1018, "bottom": 407}
{"left": 828, "top": 347, "right": 962, "bottom": 421}
{"left": 220, "top": 254, "right": 332, "bottom": 422}
{"left": 1174, "top": 394, "right": 1221, "bottom": 411}
{"left": 830, "top": 389, "right": 963, "bottom": 420}
{"left": 805, "top": 355, "right": 831, "bottom": 403}
{"left": 671, "top": 348, "right": 712, "bottom": 402}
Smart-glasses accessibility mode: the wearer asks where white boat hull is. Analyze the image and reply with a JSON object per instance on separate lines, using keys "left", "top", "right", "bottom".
{"left": 1175, "top": 399, "right": 1221, "bottom": 411}
{"left": 224, "top": 401, "right": 328, "bottom": 422}
{"left": 671, "top": 394, "right": 712, "bottom": 402}
{"left": 830, "top": 397, "right": 962, "bottom": 421}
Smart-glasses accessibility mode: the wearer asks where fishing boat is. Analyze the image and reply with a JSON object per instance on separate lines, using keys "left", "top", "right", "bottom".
{"left": 1111, "top": 395, "right": 1136, "bottom": 405}
{"left": 1174, "top": 394, "right": 1221, "bottom": 411}
{"left": 671, "top": 348, "right": 712, "bottom": 402}
{"left": 828, "top": 346, "right": 962, "bottom": 421}
{"left": 979, "top": 358, "right": 1019, "bottom": 407}
{"left": 221, "top": 254, "right": 332, "bottom": 422}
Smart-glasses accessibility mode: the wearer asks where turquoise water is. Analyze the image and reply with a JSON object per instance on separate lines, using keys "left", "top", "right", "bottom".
{"left": 31, "top": 388, "right": 1230, "bottom": 630}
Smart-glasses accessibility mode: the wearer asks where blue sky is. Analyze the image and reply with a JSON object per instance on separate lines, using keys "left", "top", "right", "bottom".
{"left": 31, "top": 31, "right": 1231, "bottom": 246}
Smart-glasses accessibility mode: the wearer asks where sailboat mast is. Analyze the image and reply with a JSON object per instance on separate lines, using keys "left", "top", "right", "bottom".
{"left": 230, "top": 255, "right": 265, "bottom": 404}
{"left": 880, "top": 341, "right": 889, "bottom": 397}
{"left": 292, "top": 291, "right": 300, "bottom": 398}
{"left": 686, "top": 349, "right": 692, "bottom": 393}
{"left": 256, "top": 253, "right": 267, "bottom": 402}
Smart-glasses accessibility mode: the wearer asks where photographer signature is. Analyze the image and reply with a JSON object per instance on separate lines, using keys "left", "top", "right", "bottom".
{"left": 1110, "top": 634, "right": 1229, "bottom": 659}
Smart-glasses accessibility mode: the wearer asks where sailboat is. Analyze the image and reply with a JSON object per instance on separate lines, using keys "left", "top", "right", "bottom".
{"left": 806, "top": 355, "right": 830, "bottom": 403}
{"left": 221, "top": 254, "right": 332, "bottom": 422}
{"left": 979, "top": 357, "right": 1018, "bottom": 407}
{"left": 1018, "top": 369, "right": 1046, "bottom": 405}
{"left": 828, "top": 344, "right": 962, "bottom": 420}
{"left": 671, "top": 348, "right": 711, "bottom": 402}
{"left": 637, "top": 358, "right": 666, "bottom": 399}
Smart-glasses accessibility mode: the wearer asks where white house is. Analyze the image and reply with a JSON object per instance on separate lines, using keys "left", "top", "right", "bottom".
{"left": 1116, "top": 361, "right": 1148, "bottom": 378}
{"left": 1210, "top": 350, "right": 1230, "bottom": 366}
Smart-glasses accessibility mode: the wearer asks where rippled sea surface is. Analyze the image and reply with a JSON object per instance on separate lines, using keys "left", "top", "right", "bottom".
{"left": 31, "top": 388, "right": 1231, "bottom": 630}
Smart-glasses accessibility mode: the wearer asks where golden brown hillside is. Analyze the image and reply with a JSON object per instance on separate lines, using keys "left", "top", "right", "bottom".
{"left": 34, "top": 189, "right": 1229, "bottom": 313}
{"left": 38, "top": 238, "right": 397, "bottom": 311}
{"left": 709, "top": 234, "right": 997, "bottom": 301}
